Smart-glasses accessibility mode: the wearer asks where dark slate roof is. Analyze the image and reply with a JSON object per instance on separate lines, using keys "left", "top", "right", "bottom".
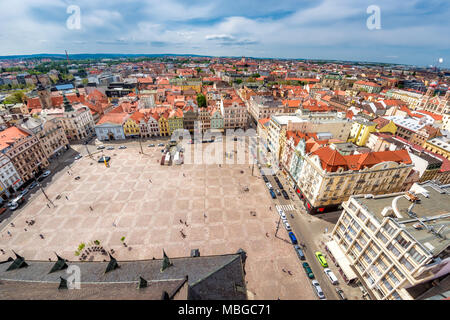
{"left": 0, "top": 253, "right": 246, "bottom": 300}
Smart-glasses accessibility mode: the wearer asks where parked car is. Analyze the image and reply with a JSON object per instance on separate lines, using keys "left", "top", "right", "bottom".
{"left": 280, "top": 212, "right": 287, "bottom": 221}
{"left": 294, "top": 245, "right": 306, "bottom": 260}
{"left": 311, "top": 280, "right": 326, "bottom": 300}
{"left": 275, "top": 189, "right": 281, "bottom": 196}
{"left": 335, "top": 287, "right": 347, "bottom": 300}
{"left": 29, "top": 181, "right": 38, "bottom": 190}
{"left": 148, "top": 144, "right": 155, "bottom": 147}
{"left": 106, "top": 146, "right": 114, "bottom": 150}
{"left": 74, "top": 154, "right": 82, "bottom": 160}
{"left": 315, "top": 251, "right": 328, "bottom": 268}
{"left": 41, "top": 170, "right": 51, "bottom": 178}
{"left": 283, "top": 221, "right": 292, "bottom": 231}
{"left": 288, "top": 232, "right": 298, "bottom": 244}
{"left": 265, "top": 182, "right": 273, "bottom": 189}
{"left": 97, "top": 145, "right": 105, "bottom": 150}
{"left": 10, "top": 202, "right": 19, "bottom": 211}
{"left": 269, "top": 189, "right": 276, "bottom": 199}
{"left": 118, "top": 145, "right": 127, "bottom": 149}
{"left": 276, "top": 207, "right": 284, "bottom": 216}
{"left": 158, "top": 143, "right": 165, "bottom": 147}
{"left": 324, "top": 268, "right": 339, "bottom": 285}
{"left": 282, "top": 190, "right": 289, "bottom": 200}
{"left": 302, "top": 262, "right": 314, "bottom": 279}
{"left": 262, "top": 175, "right": 269, "bottom": 183}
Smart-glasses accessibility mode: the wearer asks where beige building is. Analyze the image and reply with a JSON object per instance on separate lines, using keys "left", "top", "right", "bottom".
{"left": 423, "top": 137, "right": 450, "bottom": 160}
{"left": 42, "top": 95, "right": 95, "bottom": 141}
{"left": 329, "top": 181, "right": 450, "bottom": 300}
{"left": 220, "top": 96, "right": 248, "bottom": 130}
{"left": 296, "top": 146, "right": 413, "bottom": 214}
{"left": 248, "top": 96, "right": 285, "bottom": 122}
{"left": 20, "top": 117, "right": 69, "bottom": 160}
{"left": 0, "top": 127, "right": 49, "bottom": 182}
{"left": 390, "top": 89, "right": 423, "bottom": 110}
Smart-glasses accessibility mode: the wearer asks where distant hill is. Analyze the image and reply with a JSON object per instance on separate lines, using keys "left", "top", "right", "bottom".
{"left": 0, "top": 53, "right": 208, "bottom": 60}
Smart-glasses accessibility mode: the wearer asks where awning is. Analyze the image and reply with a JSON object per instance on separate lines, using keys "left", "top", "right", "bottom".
{"left": 325, "top": 240, "right": 358, "bottom": 283}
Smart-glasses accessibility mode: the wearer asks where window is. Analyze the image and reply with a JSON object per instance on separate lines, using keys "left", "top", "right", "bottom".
{"left": 409, "top": 247, "right": 426, "bottom": 264}
{"left": 354, "top": 242, "right": 362, "bottom": 252}
{"left": 381, "top": 277, "right": 393, "bottom": 291}
{"left": 391, "top": 292, "right": 402, "bottom": 300}
{"left": 348, "top": 226, "right": 357, "bottom": 236}
{"left": 352, "top": 221, "right": 361, "bottom": 231}
{"left": 400, "top": 257, "right": 414, "bottom": 272}
{"left": 395, "top": 234, "right": 410, "bottom": 249}
{"left": 387, "top": 270, "right": 400, "bottom": 285}
{"left": 387, "top": 243, "right": 401, "bottom": 257}
{"left": 384, "top": 223, "right": 396, "bottom": 236}
{"left": 376, "top": 232, "right": 388, "bottom": 243}
{"left": 362, "top": 253, "right": 372, "bottom": 264}
{"left": 357, "top": 211, "right": 367, "bottom": 222}
{"left": 367, "top": 221, "right": 377, "bottom": 232}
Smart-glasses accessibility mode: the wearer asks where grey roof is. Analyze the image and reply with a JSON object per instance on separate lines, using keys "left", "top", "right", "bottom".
{"left": 0, "top": 253, "right": 247, "bottom": 300}
{"left": 355, "top": 182, "right": 450, "bottom": 257}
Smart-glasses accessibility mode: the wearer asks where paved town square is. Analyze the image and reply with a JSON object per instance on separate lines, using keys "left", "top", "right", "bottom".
{"left": 0, "top": 141, "right": 315, "bottom": 299}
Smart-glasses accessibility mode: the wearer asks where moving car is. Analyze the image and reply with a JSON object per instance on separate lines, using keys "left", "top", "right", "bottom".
{"left": 41, "top": 170, "right": 51, "bottom": 178}
{"left": 158, "top": 143, "right": 165, "bottom": 147}
{"left": 324, "top": 268, "right": 339, "bottom": 285}
{"left": 311, "top": 280, "right": 326, "bottom": 300}
{"left": 280, "top": 212, "right": 287, "bottom": 221}
{"left": 98, "top": 156, "right": 111, "bottom": 163}
{"left": 106, "top": 146, "right": 115, "bottom": 150}
{"left": 97, "top": 145, "right": 105, "bottom": 150}
{"left": 335, "top": 287, "right": 347, "bottom": 300}
{"left": 148, "top": 144, "right": 155, "bottom": 147}
{"left": 315, "top": 251, "right": 328, "bottom": 268}
{"left": 288, "top": 232, "right": 298, "bottom": 244}
{"left": 294, "top": 245, "right": 305, "bottom": 260}
{"left": 74, "top": 154, "right": 82, "bottom": 160}
{"left": 302, "top": 262, "right": 314, "bottom": 279}
{"left": 29, "top": 181, "right": 38, "bottom": 190}
{"left": 118, "top": 146, "right": 127, "bottom": 149}
{"left": 282, "top": 190, "right": 289, "bottom": 200}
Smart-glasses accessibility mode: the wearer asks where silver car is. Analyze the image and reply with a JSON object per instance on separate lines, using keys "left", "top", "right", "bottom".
{"left": 311, "top": 280, "right": 326, "bottom": 300}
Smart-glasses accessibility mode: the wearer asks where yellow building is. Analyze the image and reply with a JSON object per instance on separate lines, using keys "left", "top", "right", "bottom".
{"left": 158, "top": 111, "right": 170, "bottom": 137}
{"left": 348, "top": 118, "right": 397, "bottom": 147}
{"left": 168, "top": 108, "right": 184, "bottom": 135}
{"left": 423, "top": 137, "right": 450, "bottom": 160}
{"left": 123, "top": 112, "right": 144, "bottom": 137}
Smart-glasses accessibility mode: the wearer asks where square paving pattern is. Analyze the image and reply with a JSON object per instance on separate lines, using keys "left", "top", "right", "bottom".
{"left": 0, "top": 141, "right": 315, "bottom": 299}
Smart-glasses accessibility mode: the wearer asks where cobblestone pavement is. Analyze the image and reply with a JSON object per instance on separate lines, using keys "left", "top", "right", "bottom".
{"left": 0, "top": 139, "right": 316, "bottom": 300}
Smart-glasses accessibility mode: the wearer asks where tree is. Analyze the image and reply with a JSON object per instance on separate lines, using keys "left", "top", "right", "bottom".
{"left": 82, "top": 78, "right": 89, "bottom": 86}
{"left": 3, "top": 91, "right": 26, "bottom": 104}
{"left": 197, "top": 94, "right": 207, "bottom": 108}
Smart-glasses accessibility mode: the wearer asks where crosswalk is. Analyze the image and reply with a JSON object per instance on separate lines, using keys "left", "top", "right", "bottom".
{"left": 276, "top": 204, "right": 296, "bottom": 212}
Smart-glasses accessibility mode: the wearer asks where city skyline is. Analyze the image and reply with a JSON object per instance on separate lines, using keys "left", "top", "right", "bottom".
{"left": 0, "top": 0, "right": 449, "bottom": 67}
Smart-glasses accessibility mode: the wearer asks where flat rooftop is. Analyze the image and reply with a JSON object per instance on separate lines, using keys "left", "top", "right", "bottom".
{"left": 355, "top": 182, "right": 450, "bottom": 257}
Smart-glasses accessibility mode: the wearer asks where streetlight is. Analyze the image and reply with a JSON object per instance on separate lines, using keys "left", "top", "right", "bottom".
{"left": 33, "top": 171, "right": 55, "bottom": 207}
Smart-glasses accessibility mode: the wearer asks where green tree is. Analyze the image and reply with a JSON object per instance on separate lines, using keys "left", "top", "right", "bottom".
{"left": 197, "top": 94, "right": 207, "bottom": 108}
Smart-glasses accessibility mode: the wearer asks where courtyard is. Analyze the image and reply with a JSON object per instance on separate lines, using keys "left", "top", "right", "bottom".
{"left": 0, "top": 139, "right": 316, "bottom": 300}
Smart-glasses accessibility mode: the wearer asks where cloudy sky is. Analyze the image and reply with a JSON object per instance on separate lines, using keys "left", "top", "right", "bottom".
{"left": 0, "top": 0, "right": 449, "bottom": 67}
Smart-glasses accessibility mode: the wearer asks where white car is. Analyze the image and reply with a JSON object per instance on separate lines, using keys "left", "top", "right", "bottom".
{"left": 266, "top": 182, "right": 273, "bottom": 190}
{"left": 41, "top": 170, "right": 51, "bottom": 178}
{"left": 311, "top": 280, "right": 326, "bottom": 300}
{"left": 74, "top": 154, "right": 82, "bottom": 160}
{"left": 118, "top": 146, "right": 127, "bottom": 149}
{"left": 283, "top": 221, "right": 292, "bottom": 231}
{"left": 276, "top": 207, "right": 284, "bottom": 216}
{"left": 324, "top": 268, "right": 339, "bottom": 285}
{"left": 280, "top": 212, "right": 287, "bottom": 221}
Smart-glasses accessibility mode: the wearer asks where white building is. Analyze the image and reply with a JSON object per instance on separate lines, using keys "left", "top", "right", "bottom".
{"left": 0, "top": 154, "right": 23, "bottom": 200}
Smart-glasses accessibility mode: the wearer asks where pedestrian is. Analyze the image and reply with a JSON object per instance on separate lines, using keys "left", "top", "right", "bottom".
{"left": 282, "top": 268, "right": 286, "bottom": 273}
{"left": 10, "top": 223, "right": 14, "bottom": 227}
{"left": 46, "top": 203, "right": 50, "bottom": 208}
{"left": 179, "top": 219, "right": 183, "bottom": 224}
{"left": 65, "top": 195, "right": 69, "bottom": 200}
{"left": 24, "top": 228, "right": 27, "bottom": 232}
{"left": 89, "top": 206, "right": 93, "bottom": 211}
{"left": 184, "top": 221, "right": 188, "bottom": 227}
{"left": 7, "top": 231, "right": 11, "bottom": 236}
{"left": 288, "top": 271, "right": 292, "bottom": 276}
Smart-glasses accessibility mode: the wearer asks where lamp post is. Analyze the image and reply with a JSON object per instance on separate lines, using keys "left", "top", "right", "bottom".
{"left": 34, "top": 172, "right": 54, "bottom": 207}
